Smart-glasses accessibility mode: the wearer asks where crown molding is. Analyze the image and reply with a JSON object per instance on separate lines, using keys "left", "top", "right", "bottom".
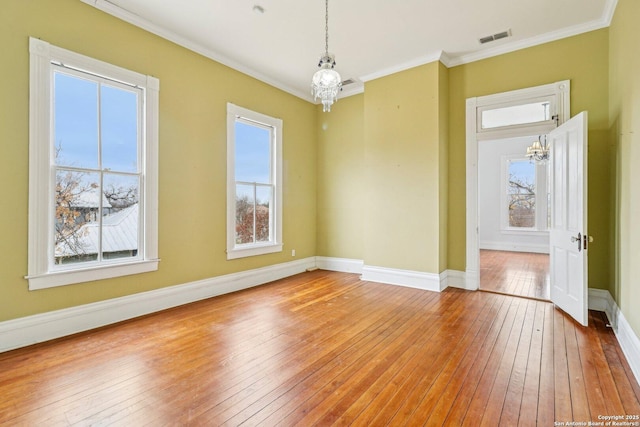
{"left": 447, "top": 5, "right": 615, "bottom": 67}
{"left": 81, "top": 0, "right": 314, "bottom": 102}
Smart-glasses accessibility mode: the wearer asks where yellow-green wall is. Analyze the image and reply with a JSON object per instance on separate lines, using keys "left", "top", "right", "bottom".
{"left": 609, "top": 0, "right": 640, "bottom": 338}
{"left": 438, "top": 62, "right": 450, "bottom": 273}
{"left": 316, "top": 94, "right": 365, "bottom": 259}
{"left": 363, "top": 62, "right": 446, "bottom": 273}
{"left": 0, "top": 0, "right": 317, "bottom": 321}
{"left": 447, "top": 29, "right": 611, "bottom": 292}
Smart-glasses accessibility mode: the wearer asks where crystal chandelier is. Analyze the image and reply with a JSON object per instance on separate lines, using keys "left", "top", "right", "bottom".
{"left": 526, "top": 135, "right": 550, "bottom": 162}
{"left": 311, "top": 0, "right": 341, "bottom": 112}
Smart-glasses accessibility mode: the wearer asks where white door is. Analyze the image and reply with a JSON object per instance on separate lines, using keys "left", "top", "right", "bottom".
{"left": 549, "top": 111, "right": 588, "bottom": 326}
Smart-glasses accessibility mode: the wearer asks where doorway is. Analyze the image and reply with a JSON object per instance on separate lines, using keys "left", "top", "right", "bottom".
{"left": 477, "top": 135, "right": 551, "bottom": 300}
{"left": 465, "top": 80, "right": 569, "bottom": 290}
{"left": 466, "top": 83, "right": 589, "bottom": 325}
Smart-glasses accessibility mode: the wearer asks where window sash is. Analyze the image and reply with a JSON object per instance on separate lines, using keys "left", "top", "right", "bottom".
{"left": 51, "top": 68, "right": 144, "bottom": 270}
{"left": 234, "top": 182, "right": 274, "bottom": 246}
{"left": 506, "top": 159, "right": 537, "bottom": 229}
{"left": 478, "top": 95, "right": 557, "bottom": 133}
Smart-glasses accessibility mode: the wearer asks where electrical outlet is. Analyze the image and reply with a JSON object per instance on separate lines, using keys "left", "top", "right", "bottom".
{"left": 291, "top": 249, "right": 296, "bottom": 257}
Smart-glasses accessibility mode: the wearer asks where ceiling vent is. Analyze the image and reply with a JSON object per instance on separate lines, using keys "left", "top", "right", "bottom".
{"left": 341, "top": 78, "right": 356, "bottom": 86}
{"left": 479, "top": 29, "right": 512, "bottom": 44}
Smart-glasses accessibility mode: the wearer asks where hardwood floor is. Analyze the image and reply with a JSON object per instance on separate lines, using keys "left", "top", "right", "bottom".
{"left": 1, "top": 270, "right": 638, "bottom": 426}
{"left": 480, "top": 249, "right": 550, "bottom": 300}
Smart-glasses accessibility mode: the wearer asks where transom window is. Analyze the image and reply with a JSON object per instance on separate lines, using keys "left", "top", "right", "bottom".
{"left": 27, "top": 38, "right": 159, "bottom": 290}
{"left": 226, "top": 104, "right": 282, "bottom": 259}
{"left": 481, "top": 100, "right": 551, "bottom": 129}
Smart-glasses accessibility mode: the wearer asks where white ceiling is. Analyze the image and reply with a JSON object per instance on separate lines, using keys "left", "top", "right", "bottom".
{"left": 83, "top": 0, "right": 616, "bottom": 102}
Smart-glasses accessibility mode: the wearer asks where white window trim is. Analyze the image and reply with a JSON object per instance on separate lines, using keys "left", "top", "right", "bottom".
{"left": 226, "top": 103, "right": 283, "bottom": 260}
{"left": 26, "top": 37, "right": 159, "bottom": 290}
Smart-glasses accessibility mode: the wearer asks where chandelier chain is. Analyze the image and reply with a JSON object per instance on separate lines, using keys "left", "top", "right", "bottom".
{"left": 324, "top": 0, "right": 329, "bottom": 55}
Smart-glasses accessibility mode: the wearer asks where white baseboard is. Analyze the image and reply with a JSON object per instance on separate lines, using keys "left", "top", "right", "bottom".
{"left": 480, "top": 241, "right": 549, "bottom": 254}
{"left": 0, "top": 257, "right": 316, "bottom": 353}
{"left": 315, "top": 256, "right": 364, "bottom": 274}
{"left": 464, "top": 268, "right": 480, "bottom": 290}
{"left": 588, "top": 288, "right": 640, "bottom": 386}
{"left": 317, "top": 258, "right": 466, "bottom": 292}
{"left": 361, "top": 265, "right": 445, "bottom": 292}
{"left": 444, "top": 269, "right": 468, "bottom": 290}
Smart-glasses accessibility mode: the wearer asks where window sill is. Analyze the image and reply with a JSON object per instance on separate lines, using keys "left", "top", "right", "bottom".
{"left": 26, "top": 259, "right": 160, "bottom": 290}
{"left": 227, "top": 243, "right": 283, "bottom": 260}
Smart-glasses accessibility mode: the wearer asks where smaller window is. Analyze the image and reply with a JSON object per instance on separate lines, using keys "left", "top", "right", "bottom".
{"left": 226, "top": 104, "right": 282, "bottom": 260}
{"left": 507, "top": 159, "right": 536, "bottom": 228}
{"left": 481, "top": 101, "right": 551, "bottom": 129}
{"left": 500, "top": 154, "right": 549, "bottom": 232}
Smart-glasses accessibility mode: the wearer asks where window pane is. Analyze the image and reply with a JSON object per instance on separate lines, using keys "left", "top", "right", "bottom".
{"left": 235, "top": 184, "right": 255, "bottom": 244}
{"left": 482, "top": 101, "right": 550, "bottom": 129}
{"left": 101, "top": 84, "right": 139, "bottom": 173}
{"left": 508, "top": 160, "right": 536, "bottom": 228}
{"left": 54, "top": 72, "right": 99, "bottom": 169}
{"left": 255, "top": 185, "right": 272, "bottom": 243}
{"left": 102, "top": 174, "right": 139, "bottom": 260}
{"left": 235, "top": 121, "right": 271, "bottom": 183}
{"left": 54, "top": 170, "right": 101, "bottom": 264}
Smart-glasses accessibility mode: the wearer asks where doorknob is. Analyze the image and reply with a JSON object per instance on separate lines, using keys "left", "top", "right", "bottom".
{"left": 571, "top": 232, "right": 582, "bottom": 252}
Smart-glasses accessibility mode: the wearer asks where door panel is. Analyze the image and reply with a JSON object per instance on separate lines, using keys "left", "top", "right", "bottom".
{"left": 549, "top": 111, "right": 588, "bottom": 326}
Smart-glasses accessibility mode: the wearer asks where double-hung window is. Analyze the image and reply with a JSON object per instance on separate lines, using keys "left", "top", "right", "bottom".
{"left": 27, "top": 38, "right": 159, "bottom": 290}
{"left": 226, "top": 103, "right": 282, "bottom": 259}
{"left": 501, "top": 155, "right": 549, "bottom": 232}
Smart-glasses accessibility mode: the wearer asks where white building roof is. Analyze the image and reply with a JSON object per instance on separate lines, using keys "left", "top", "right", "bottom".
{"left": 56, "top": 204, "right": 138, "bottom": 257}
{"left": 74, "top": 188, "right": 112, "bottom": 209}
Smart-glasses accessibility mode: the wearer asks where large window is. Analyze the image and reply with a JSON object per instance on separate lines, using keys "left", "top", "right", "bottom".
{"left": 226, "top": 104, "right": 282, "bottom": 259}
{"left": 27, "top": 38, "right": 159, "bottom": 290}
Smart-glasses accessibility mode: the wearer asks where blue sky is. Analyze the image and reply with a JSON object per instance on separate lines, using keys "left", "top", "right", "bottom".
{"left": 54, "top": 71, "right": 139, "bottom": 177}
{"left": 509, "top": 159, "right": 535, "bottom": 187}
{"left": 234, "top": 121, "right": 271, "bottom": 184}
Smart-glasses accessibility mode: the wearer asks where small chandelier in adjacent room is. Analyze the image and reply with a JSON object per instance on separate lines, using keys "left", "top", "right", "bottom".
{"left": 526, "top": 135, "right": 550, "bottom": 162}
{"left": 311, "top": 0, "right": 341, "bottom": 112}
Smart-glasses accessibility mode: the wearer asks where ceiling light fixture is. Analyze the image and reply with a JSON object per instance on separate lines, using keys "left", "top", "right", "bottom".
{"left": 311, "top": 0, "right": 341, "bottom": 112}
{"left": 526, "top": 135, "right": 550, "bottom": 162}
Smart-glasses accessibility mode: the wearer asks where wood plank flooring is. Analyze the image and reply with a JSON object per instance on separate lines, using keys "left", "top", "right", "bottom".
{"left": 481, "top": 249, "right": 550, "bottom": 300}
{"left": 0, "top": 270, "right": 638, "bottom": 426}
